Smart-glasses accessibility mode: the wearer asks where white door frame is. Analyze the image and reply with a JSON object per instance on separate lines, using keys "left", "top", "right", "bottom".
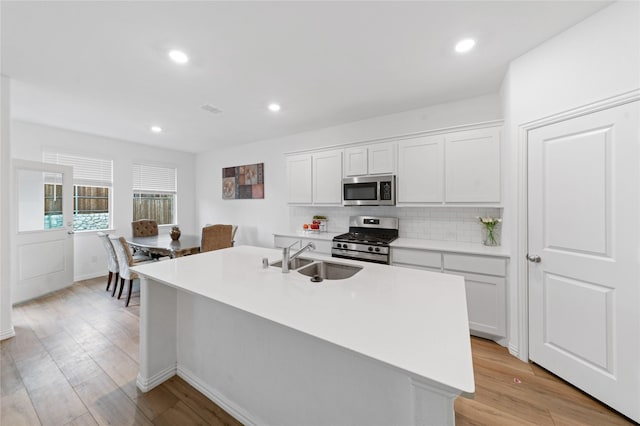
{"left": 514, "top": 88, "right": 640, "bottom": 363}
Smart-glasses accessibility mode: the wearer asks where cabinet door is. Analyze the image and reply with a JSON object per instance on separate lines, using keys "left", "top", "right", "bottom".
{"left": 344, "top": 147, "right": 368, "bottom": 176}
{"left": 397, "top": 136, "right": 443, "bottom": 203}
{"left": 286, "top": 154, "right": 312, "bottom": 204}
{"left": 368, "top": 142, "right": 395, "bottom": 175}
{"left": 313, "top": 149, "right": 342, "bottom": 204}
{"left": 444, "top": 270, "right": 506, "bottom": 338}
{"left": 445, "top": 127, "right": 500, "bottom": 202}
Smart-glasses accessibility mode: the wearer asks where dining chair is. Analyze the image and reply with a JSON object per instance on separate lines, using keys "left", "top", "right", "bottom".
{"left": 131, "top": 219, "right": 159, "bottom": 259}
{"left": 131, "top": 219, "right": 159, "bottom": 237}
{"left": 110, "top": 235, "right": 153, "bottom": 307}
{"left": 200, "top": 224, "right": 234, "bottom": 253}
{"left": 97, "top": 232, "right": 119, "bottom": 293}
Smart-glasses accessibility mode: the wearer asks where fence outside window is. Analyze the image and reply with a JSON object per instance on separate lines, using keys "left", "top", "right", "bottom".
{"left": 133, "top": 192, "right": 174, "bottom": 225}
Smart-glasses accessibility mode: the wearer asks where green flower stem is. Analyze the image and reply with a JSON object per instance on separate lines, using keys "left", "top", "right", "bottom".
{"left": 484, "top": 223, "right": 497, "bottom": 246}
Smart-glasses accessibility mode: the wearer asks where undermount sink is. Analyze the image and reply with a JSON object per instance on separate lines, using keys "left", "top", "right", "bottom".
{"left": 297, "top": 261, "right": 363, "bottom": 281}
{"left": 270, "top": 257, "right": 314, "bottom": 270}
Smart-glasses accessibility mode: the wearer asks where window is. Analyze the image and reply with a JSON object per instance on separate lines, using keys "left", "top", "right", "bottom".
{"left": 132, "top": 163, "right": 177, "bottom": 225}
{"left": 43, "top": 152, "right": 113, "bottom": 231}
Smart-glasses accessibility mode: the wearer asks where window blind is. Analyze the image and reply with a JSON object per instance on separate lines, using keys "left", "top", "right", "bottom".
{"left": 43, "top": 152, "right": 113, "bottom": 187}
{"left": 132, "top": 163, "right": 177, "bottom": 193}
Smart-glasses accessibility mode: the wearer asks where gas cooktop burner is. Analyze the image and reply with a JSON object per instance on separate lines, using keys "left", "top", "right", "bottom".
{"left": 334, "top": 232, "right": 397, "bottom": 245}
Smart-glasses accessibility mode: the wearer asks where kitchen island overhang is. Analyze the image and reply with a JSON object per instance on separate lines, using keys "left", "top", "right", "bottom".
{"left": 132, "top": 245, "right": 475, "bottom": 425}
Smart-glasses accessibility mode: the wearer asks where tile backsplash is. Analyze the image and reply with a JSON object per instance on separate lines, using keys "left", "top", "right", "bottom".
{"left": 290, "top": 206, "right": 502, "bottom": 243}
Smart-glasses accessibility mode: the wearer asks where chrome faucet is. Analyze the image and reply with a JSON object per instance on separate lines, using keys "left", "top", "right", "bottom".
{"left": 282, "top": 240, "right": 315, "bottom": 273}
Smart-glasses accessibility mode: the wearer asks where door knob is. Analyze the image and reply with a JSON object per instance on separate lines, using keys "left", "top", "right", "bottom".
{"left": 526, "top": 254, "right": 541, "bottom": 263}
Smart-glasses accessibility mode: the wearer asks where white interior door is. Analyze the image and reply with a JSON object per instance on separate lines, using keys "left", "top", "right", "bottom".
{"left": 528, "top": 101, "right": 639, "bottom": 422}
{"left": 12, "top": 159, "right": 74, "bottom": 303}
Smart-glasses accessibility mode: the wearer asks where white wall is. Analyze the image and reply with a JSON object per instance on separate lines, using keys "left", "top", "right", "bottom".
{"left": 11, "top": 121, "right": 197, "bottom": 281}
{"left": 1, "top": 75, "right": 14, "bottom": 339}
{"left": 501, "top": 0, "right": 640, "bottom": 358}
{"left": 195, "top": 94, "right": 502, "bottom": 248}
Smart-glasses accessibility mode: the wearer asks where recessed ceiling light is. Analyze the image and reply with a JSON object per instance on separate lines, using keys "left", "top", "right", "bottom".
{"left": 168, "top": 50, "right": 189, "bottom": 64}
{"left": 268, "top": 103, "right": 281, "bottom": 112}
{"left": 455, "top": 38, "right": 476, "bottom": 53}
{"left": 150, "top": 126, "right": 163, "bottom": 133}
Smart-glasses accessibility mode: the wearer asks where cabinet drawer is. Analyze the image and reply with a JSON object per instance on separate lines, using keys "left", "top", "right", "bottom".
{"left": 391, "top": 248, "right": 442, "bottom": 269}
{"left": 443, "top": 253, "right": 506, "bottom": 276}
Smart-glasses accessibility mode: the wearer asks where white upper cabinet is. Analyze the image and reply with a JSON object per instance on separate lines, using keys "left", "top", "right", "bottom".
{"left": 368, "top": 143, "right": 395, "bottom": 175}
{"left": 313, "top": 149, "right": 343, "bottom": 204}
{"left": 397, "top": 135, "right": 443, "bottom": 203}
{"left": 344, "top": 142, "right": 395, "bottom": 176}
{"left": 397, "top": 124, "right": 501, "bottom": 205}
{"left": 445, "top": 127, "right": 501, "bottom": 203}
{"left": 287, "top": 121, "right": 501, "bottom": 206}
{"left": 344, "top": 147, "right": 368, "bottom": 176}
{"left": 286, "top": 154, "right": 312, "bottom": 204}
{"left": 286, "top": 150, "right": 342, "bottom": 205}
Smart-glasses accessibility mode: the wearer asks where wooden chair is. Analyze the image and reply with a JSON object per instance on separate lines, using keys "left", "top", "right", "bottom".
{"left": 110, "top": 236, "right": 153, "bottom": 307}
{"left": 97, "top": 232, "right": 119, "bottom": 293}
{"left": 200, "top": 224, "right": 234, "bottom": 253}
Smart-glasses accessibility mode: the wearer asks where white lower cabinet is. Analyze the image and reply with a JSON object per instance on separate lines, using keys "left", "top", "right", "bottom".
{"left": 444, "top": 270, "right": 506, "bottom": 338}
{"left": 391, "top": 248, "right": 507, "bottom": 339}
{"left": 274, "top": 236, "right": 332, "bottom": 255}
{"left": 443, "top": 253, "right": 506, "bottom": 339}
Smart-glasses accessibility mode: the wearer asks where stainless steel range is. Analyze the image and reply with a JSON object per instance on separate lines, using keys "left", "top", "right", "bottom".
{"left": 331, "top": 216, "right": 399, "bottom": 264}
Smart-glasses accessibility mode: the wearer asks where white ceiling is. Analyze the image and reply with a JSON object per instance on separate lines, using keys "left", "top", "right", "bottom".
{"left": 2, "top": 1, "right": 609, "bottom": 153}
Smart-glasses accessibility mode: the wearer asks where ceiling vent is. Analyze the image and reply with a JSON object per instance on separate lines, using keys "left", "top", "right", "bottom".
{"left": 201, "top": 104, "right": 223, "bottom": 114}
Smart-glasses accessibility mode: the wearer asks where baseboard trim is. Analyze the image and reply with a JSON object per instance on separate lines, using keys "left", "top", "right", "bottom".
{"left": 74, "top": 272, "right": 105, "bottom": 282}
{"left": 0, "top": 326, "right": 15, "bottom": 341}
{"left": 177, "top": 365, "right": 259, "bottom": 426}
{"left": 136, "top": 364, "right": 176, "bottom": 392}
{"left": 508, "top": 342, "right": 520, "bottom": 359}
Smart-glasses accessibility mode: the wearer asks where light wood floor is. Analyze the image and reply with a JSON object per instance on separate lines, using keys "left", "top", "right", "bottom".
{"left": 1, "top": 277, "right": 635, "bottom": 426}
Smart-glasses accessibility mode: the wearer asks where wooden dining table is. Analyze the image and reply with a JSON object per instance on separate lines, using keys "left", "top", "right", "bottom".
{"left": 127, "top": 234, "right": 201, "bottom": 259}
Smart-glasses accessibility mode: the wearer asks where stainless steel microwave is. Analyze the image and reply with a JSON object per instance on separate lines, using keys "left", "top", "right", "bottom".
{"left": 342, "top": 175, "right": 395, "bottom": 206}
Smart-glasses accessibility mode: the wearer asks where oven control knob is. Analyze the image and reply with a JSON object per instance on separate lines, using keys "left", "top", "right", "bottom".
{"left": 375, "top": 247, "right": 380, "bottom": 252}
{"left": 336, "top": 243, "right": 342, "bottom": 249}
{"left": 368, "top": 247, "right": 373, "bottom": 252}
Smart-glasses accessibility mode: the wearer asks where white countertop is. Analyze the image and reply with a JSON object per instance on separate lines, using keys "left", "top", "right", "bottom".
{"left": 273, "top": 230, "right": 341, "bottom": 241}
{"left": 391, "top": 238, "right": 511, "bottom": 258}
{"left": 274, "top": 231, "right": 510, "bottom": 258}
{"left": 132, "top": 245, "right": 475, "bottom": 394}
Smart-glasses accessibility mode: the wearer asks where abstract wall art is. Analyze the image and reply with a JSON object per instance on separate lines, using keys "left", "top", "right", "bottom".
{"left": 222, "top": 163, "right": 264, "bottom": 199}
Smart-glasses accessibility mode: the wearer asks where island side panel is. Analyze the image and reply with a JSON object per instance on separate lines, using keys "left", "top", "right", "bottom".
{"left": 137, "top": 276, "right": 178, "bottom": 392}
{"left": 411, "top": 378, "right": 459, "bottom": 425}
{"left": 175, "top": 290, "right": 459, "bottom": 426}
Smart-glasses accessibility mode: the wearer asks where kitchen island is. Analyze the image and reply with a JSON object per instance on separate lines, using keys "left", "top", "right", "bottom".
{"left": 132, "top": 245, "right": 474, "bottom": 426}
